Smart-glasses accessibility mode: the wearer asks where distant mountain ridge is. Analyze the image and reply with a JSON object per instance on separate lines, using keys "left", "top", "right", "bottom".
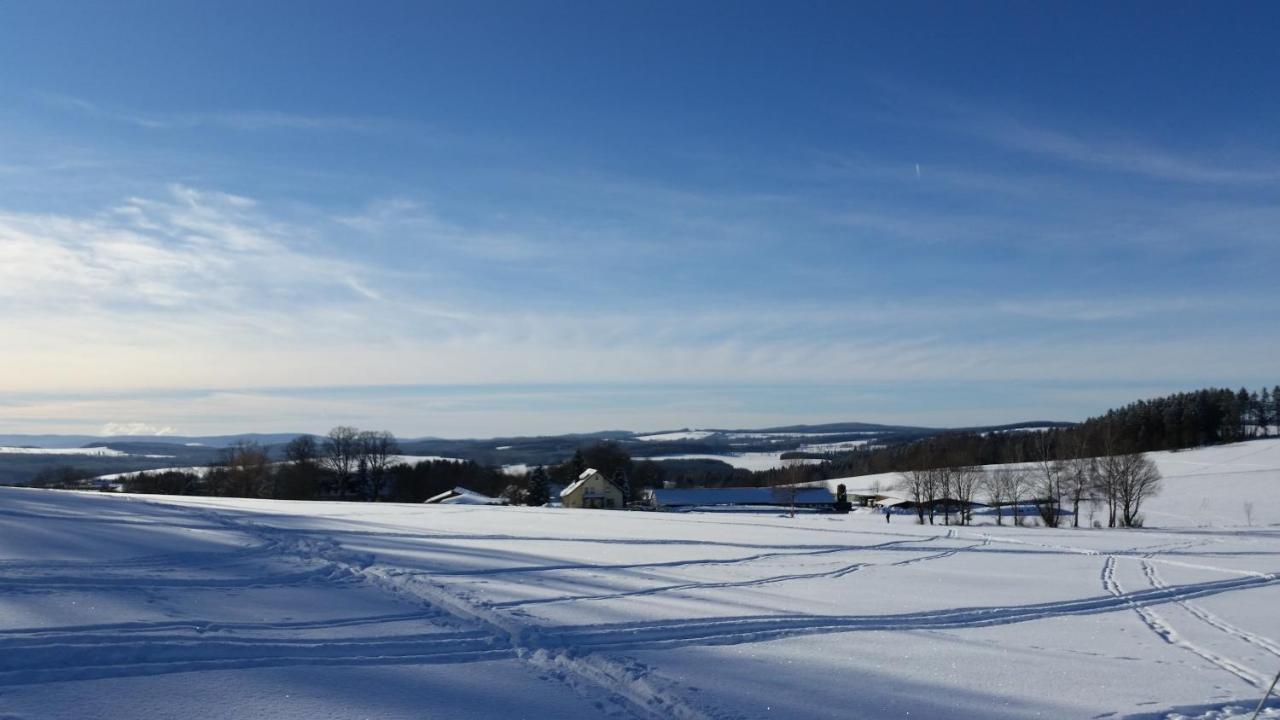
{"left": 0, "top": 433, "right": 310, "bottom": 449}
{"left": 0, "top": 421, "right": 1074, "bottom": 486}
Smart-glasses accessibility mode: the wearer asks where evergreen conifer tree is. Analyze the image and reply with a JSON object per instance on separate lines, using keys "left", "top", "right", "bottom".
{"left": 527, "top": 466, "right": 550, "bottom": 506}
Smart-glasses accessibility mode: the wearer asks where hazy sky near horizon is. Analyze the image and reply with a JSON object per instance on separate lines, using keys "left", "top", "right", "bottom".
{"left": 2, "top": 2, "right": 1278, "bottom": 438}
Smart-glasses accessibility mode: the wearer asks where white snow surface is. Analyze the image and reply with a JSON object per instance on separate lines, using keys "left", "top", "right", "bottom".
{"left": 651, "top": 451, "right": 826, "bottom": 471}
{"left": 2, "top": 439, "right": 1280, "bottom": 719}
{"left": 633, "top": 430, "right": 716, "bottom": 442}
{"left": 426, "top": 487, "right": 505, "bottom": 505}
{"left": 634, "top": 430, "right": 874, "bottom": 442}
{"left": 94, "top": 455, "right": 462, "bottom": 482}
{"left": 796, "top": 438, "right": 874, "bottom": 453}
{"left": 94, "top": 465, "right": 216, "bottom": 481}
{"left": 387, "top": 454, "right": 464, "bottom": 466}
{"left": 0, "top": 446, "right": 172, "bottom": 458}
{"left": 816, "top": 438, "right": 1280, "bottom": 529}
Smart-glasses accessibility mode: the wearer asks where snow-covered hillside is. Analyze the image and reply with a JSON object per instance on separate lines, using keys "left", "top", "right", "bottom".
{"left": 820, "top": 439, "right": 1280, "bottom": 529}
{"left": 0, "top": 446, "right": 172, "bottom": 458}
{"left": 649, "top": 451, "right": 826, "bottom": 471}
{"left": 1, "top": 469, "right": 1278, "bottom": 719}
{"left": 1145, "top": 440, "right": 1280, "bottom": 528}
{"left": 92, "top": 454, "right": 463, "bottom": 482}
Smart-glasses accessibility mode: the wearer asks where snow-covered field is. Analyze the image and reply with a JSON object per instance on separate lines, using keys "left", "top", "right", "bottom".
{"left": 0, "top": 446, "right": 172, "bottom": 458}
{"left": 634, "top": 430, "right": 876, "bottom": 443}
{"left": 634, "top": 430, "right": 717, "bottom": 442}
{"left": 94, "top": 455, "right": 462, "bottom": 482}
{"left": 93, "top": 466, "right": 217, "bottom": 482}
{"left": 2, "top": 441, "right": 1279, "bottom": 719}
{"left": 649, "top": 451, "right": 826, "bottom": 471}
{"left": 818, "top": 439, "right": 1280, "bottom": 530}
{"left": 796, "top": 438, "right": 875, "bottom": 453}
{"left": 388, "top": 454, "right": 464, "bottom": 466}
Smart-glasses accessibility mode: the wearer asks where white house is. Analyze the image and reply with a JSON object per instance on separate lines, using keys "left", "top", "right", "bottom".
{"left": 560, "top": 468, "right": 624, "bottom": 509}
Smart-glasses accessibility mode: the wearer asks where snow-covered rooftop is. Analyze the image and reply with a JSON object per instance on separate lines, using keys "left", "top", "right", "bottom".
{"left": 650, "top": 486, "right": 834, "bottom": 507}
{"left": 424, "top": 486, "right": 504, "bottom": 505}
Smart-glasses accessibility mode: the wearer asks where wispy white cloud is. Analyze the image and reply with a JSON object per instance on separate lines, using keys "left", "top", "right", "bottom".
{"left": 0, "top": 184, "right": 375, "bottom": 312}
{"left": 100, "top": 422, "right": 177, "bottom": 437}
{"left": 335, "top": 199, "right": 549, "bottom": 262}
{"left": 3, "top": 185, "right": 1276, "bottom": 435}
{"left": 862, "top": 79, "right": 1280, "bottom": 185}
{"left": 985, "top": 119, "right": 1280, "bottom": 185}
{"left": 43, "top": 94, "right": 397, "bottom": 134}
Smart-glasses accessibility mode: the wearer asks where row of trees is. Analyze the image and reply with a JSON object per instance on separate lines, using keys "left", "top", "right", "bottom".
{"left": 902, "top": 451, "right": 1162, "bottom": 529}
{"left": 27, "top": 465, "right": 96, "bottom": 489}
{"left": 177, "top": 434, "right": 857, "bottom": 507}
{"left": 383, "top": 459, "right": 509, "bottom": 503}
{"left": 499, "top": 441, "right": 669, "bottom": 506}
{"left": 1093, "top": 386, "right": 1279, "bottom": 451}
{"left": 896, "top": 464, "right": 985, "bottom": 526}
{"left": 891, "top": 422, "right": 1163, "bottom": 529}
{"left": 119, "top": 434, "right": 665, "bottom": 507}
{"left": 125, "top": 426, "right": 403, "bottom": 501}
{"left": 794, "top": 385, "right": 1276, "bottom": 489}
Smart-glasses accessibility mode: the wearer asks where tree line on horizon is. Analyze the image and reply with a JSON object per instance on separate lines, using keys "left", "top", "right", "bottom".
{"left": 887, "top": 437, "right": 1164, "bottom": 529}
{"left": 767, "top": 385, "right": 1279, "bottom": 484}
{"left": 27, "top": 385, "right": 1276, "bottom": 521}
{"left": 731, "top": 385, "right": 1277, "bottom": 528}
{"left": 108, "top": 431, "right": 671, "bottom": 505}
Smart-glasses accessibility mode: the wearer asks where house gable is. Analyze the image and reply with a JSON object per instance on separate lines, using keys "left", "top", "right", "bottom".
{"left": 561, "top": 468, "right": 623, "bottom": 509}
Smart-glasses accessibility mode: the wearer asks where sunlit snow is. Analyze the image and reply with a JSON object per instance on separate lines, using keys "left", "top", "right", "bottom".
{"left": 1, "top": 440, "right": 1278, "bottom": 719}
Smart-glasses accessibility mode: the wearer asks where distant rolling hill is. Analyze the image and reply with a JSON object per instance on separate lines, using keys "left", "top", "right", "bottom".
{"left": 0, "top": 421, "right": 1073, "bottom": 486}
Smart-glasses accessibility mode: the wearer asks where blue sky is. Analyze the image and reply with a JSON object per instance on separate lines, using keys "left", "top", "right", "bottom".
{"left": 1, "top": 2, "right": 1277, "bottom": 437}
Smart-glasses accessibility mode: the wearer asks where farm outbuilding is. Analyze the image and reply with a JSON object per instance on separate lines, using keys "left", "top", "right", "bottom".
{"left": 424, "top": 487, "right": 506, "bottom": 505}
{"left": 646, "top": 486, "right": 834, "bottom": 510}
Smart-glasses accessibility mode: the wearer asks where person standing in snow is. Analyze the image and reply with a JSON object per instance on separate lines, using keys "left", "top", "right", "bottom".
{"left": 883, "top": 505, "right": 891, "bottom": 523}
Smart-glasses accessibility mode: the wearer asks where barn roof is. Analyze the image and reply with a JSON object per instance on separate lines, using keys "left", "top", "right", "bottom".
{"left": 424, "top": 486, "right": 504, "bottom": 505}
{"left": 650, "top": 486, "right": 834, "bottom": 507}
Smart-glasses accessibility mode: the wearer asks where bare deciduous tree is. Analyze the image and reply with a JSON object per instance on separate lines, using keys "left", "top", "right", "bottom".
{"left": 1007, "top": 467, "right": 1031, "bottom": 526}
{"left": 284, "top": 435, "right": 319, "bottom": 466}
{"left": 213, "top": 441, "right": 271, "bottom": 498}
{"left": 1059, "top": 430, "right": 1100, "bottom": 527}
{"left": 935, "top": 466, "right": 954, "bottom": 525}
{"left": 321, "top": 426, "right": 361, "bottom": 498}
{"left": 983, "top": 469, "right": 1012, "bottom": 526}
{"left": 1114, "top": 453, "right": 1161, "bottom": 527}
{"left": 358, "top": 430, "right": 401, "bottom": 501}
{"left": 897, "top": 469, "right": 930, "bottom": 524}
{"left": 951, "top": 465, "right": 984, "bottom": 525}
{"left": 1031, "top": 432, "right": 1065, "bottom": 528}
{"left": 1095, "top": 455, "right": 1120, "bottom": 528}
{"left": 1095, "top": 450, "right": 1161, "bottom": 528}
{"left": 278, "top": 435, "right": 322, "bottom": 500}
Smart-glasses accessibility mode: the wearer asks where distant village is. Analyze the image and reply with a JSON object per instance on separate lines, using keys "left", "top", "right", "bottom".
{"left": 428, "top": 466, "right": 937, "bottom": 517}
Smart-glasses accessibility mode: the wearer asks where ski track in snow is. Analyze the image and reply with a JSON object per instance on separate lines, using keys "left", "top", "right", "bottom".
{"left": 9, "top": 556, "right": 1277, "bottom": 693}
{"left": 485, "top": 535, "right": 958, "bottom": 609}
{"left": 1141, "top": 559, "right": 1280, "bottom": 661}
{"left": 4, "top": 480, "right": 1280, "bottom": 719}
{"left": 174, "top": 502, "right": 716, "bottom": 720}
{"left": 1102, "top": 556, "right": 1266, "bottom": 688}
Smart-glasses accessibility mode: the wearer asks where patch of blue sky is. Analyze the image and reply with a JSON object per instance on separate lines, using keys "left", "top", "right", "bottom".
{"left": 1, "top": 2, "right": 1277, "bottom": 434}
